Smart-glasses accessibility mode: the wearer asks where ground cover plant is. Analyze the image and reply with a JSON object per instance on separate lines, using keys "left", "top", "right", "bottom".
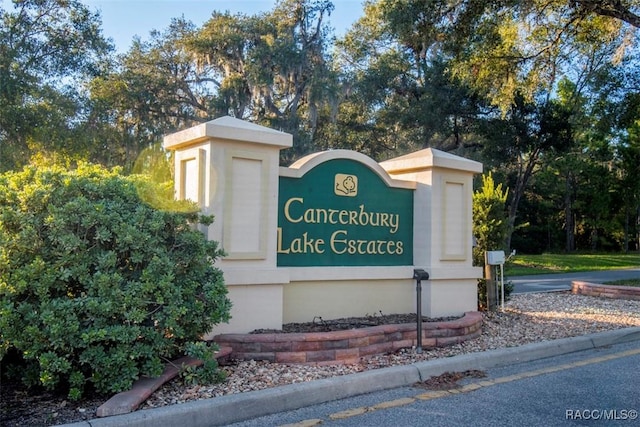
{"left": 0, "top": 164, "right": 231, "bottom": 400}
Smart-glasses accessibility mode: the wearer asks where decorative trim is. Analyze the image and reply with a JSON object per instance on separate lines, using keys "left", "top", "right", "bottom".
{"left": 177, "top": 148, "right": 206, "bottom": 205}
{"left": 280, "top": 150, "right": 416, "bottom": 190}
{"left": 223, "top": 150, "right": 270, "bottom": 260}
{"left": 440, "top": 176, "right": 468, "bottom": 261}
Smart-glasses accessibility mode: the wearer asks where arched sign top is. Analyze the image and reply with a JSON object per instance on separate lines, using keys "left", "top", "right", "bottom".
{"left": 280, "top": 150, "right": 416, "bottom": 190}
{"left": 277, "top": 151, "right": 415, "bottom": 267}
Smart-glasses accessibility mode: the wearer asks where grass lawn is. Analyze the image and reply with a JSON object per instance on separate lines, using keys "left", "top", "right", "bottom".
{"left": 504, "top": 253, "right": 640, "bottom": 276}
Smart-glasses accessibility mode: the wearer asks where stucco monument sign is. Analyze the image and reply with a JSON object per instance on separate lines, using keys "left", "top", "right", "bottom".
{"left": 163, "top": 116, "right": 483, "bottom": 335}
{"left": 277, "top": 158, "right": 413, "bottom": 266}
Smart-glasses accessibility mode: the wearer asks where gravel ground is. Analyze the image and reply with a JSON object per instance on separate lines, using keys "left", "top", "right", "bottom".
{"left": 142, "top": 292, "right": 640, "bottom": 408}
{"left": 3, "top": 292, "right": 640, "bottom": 426}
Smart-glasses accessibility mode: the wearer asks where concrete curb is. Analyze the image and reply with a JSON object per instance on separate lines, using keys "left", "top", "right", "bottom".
{"left": 58, "top": 326, "right": 640, "bottom": 427}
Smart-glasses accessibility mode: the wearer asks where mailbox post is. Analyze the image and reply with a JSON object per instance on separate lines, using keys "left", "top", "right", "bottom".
{"left": 413, "top": 269, "right": 430, "bottom": 353}
{"left": 486, "top": 251, "right": 506, "bottom": 310}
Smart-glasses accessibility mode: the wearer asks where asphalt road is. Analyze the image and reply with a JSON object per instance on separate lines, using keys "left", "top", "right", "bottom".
{"left": 510, "top": 268, "right": 640, "bottom": 294}
{"left": 228, "top": 339, "right": 640, "bottom": 427}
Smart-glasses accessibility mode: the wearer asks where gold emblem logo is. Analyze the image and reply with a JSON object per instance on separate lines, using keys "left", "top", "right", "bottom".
{"left": 334, "top": 174, "right": 358, "bottom": 197}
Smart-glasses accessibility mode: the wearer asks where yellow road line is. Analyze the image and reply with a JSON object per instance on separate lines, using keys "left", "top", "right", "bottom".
{"left": 279, "top": 347, "right": 640, "bottom": 427}
{"left": 328, "top": 407, "right": 368, "bottom": 420}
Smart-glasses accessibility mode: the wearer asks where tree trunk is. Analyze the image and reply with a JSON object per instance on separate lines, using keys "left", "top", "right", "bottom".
{"left": 624, "top": 208, "right": 629, "bottom": 253}
{"left": 505, "top": 148, "right": 540, "bottom": 251}
{"left": 565, "top": 173, "right": 575, "bottom": 252}
{"left": 637, "top": 204, "right": 640, "bottom": 251}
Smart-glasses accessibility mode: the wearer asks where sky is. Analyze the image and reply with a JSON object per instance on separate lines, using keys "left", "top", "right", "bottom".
{"left": 79, "top": 0, "right": 366, "bottom": 53}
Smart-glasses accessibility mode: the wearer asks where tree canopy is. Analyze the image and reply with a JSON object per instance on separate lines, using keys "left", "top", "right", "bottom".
{"left": 369, "top": 0, "right": 640, "bottom": 111}
{"left": 0, "top": 0, "right": 112, "bottom": 171}
{"left": 0, "top": 0, "right": 639, "bottom": 253}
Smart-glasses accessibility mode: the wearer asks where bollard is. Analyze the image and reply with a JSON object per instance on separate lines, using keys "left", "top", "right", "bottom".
{"left": 413, "top": 269, "right": 429, "bottom": 353}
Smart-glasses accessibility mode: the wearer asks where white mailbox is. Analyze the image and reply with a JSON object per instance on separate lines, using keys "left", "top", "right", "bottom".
{"left": 486, "top": 250, "right": 505, "bottom": 265}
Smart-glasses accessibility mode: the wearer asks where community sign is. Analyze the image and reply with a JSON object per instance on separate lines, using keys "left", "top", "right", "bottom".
{"left": 277, "top": 158, "right": 414, "bottom": 266}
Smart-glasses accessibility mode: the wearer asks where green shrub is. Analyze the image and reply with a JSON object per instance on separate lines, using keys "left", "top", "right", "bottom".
{"left": 477, "top": 278, "right": 514, "bottom": 311}
{"left": 0, "top": 164, "right": 230, "bottom": 399}
{"left": 472, "top": 172, "right": 509, "bottom": 266}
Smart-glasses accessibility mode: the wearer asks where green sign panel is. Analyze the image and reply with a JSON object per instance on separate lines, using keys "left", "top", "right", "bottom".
{"left": 277, "top": 158, "right": 413, "bottom": 266}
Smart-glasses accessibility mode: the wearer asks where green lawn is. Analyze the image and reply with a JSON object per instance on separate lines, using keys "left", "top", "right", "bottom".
{"left": 504, "top": 253, "right": 640, "bottom": 276}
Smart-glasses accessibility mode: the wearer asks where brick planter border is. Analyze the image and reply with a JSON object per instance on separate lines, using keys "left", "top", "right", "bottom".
{"left": 572, "top": 281, "right": 640, "bottom": 301}
{"left": 96, "top": 347, "right": 233, "bottom": 417}
{"left": 214, "top": 311, "right": 483, "bottom": 365}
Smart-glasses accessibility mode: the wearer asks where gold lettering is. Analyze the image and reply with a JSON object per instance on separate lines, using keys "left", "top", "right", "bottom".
{"left": 302, "top": 232, "right": 315, "bottom": 253}
{"left": 358, "top": 205, "right": 368, "bottom": 225}
{"left": 290, "top": 236, "right": 303, "bottom": 253}
{"left": 328, "top": 209, "right": 339, "bottom": 224}
{"left": 339, "top": 210, "right": 349, "bottom": 224}
{"left": 369, "top": 212, "right": 380, "bottom": 226}
{"left": 276, "top": 227, "right": 290, "bottom": 254}
{"left": 303, "top": 209, "right": 316, "bottom": 223}
{"left": 279, "top": 197, "right": 407, "bottom": 259}
{"left": 330, "top": 230, "right": 348, "bottom": 254}
{"left": 386, "top": 241, "right": 396, "bottom": 254}
{"left": 349, "top": 210, "right": 358, "bottom": 225}
{"left": 284, "top": 197, "right": 304, "bottom": 223}
{"left": 315, "top": 209, "right": 328, "bottom": 224}
{"left": 380, "top": 213, "right": 390, "bottom": 229}
{"left": 389, "top": 214, "right": 399, "bottom": 234}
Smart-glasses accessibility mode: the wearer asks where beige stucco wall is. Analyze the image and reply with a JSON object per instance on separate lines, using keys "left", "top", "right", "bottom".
{"left": 380, "top": 148, "right": 483, "bottom": 317}
{"left": 283, "top": 279, "right": 415, "bottom": 324}
{"left": 164, "top": 117, "right": 292, "bottom": 335}
{"left": 164, "top": 117, "right": 483, "bottom": 334}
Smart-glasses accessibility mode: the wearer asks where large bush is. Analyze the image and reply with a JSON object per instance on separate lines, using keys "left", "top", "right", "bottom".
{"left": 0, "top": 164, "right": 230, "bottom": 399}
{"left": 473, "top": 172, "right": 512, "bottom": 310}
{"left": 472, "top": 172, "right": 510, "bottom": 266}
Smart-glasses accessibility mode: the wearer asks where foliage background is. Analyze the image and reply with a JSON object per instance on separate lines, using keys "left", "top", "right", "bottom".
{"left": 1, "top": 0, "right": 639, "bottom": 250}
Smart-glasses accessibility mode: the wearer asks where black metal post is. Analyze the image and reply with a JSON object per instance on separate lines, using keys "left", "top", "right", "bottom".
{"left": 416, "top": 277, "right": 422, "bottom": 353}
{"left": 413, "top": 269, "right": 429, "bottom": 354}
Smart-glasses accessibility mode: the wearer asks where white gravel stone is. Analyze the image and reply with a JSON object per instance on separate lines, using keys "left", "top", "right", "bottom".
{"left": 142, "top": 293, "right": 640, "bottom": 409}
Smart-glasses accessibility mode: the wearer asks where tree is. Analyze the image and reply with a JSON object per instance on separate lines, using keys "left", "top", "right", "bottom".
{"left": 0, "top": 0, "right": 111, "bottom": 171}
{"left": 332, "top": 2, "right": 489, "bottom": 160}
{"left": 615, "top": 88, "right": 640, "bottom": 251}
{"left": 473, "top": 172, "right": 510, "bottom": 265}
{"left": 372, "top": 0, "right": 640, "bottom": 112}
{"left": 187, "top": 0, "right": 338, "bottom": 162}
{"left": 87, "top": 18, "right": 210, "bottom": 170}
{"left": 619, "top": 124, "right": 640, "bottom": 252}
{"left": 477, "top": 94, "right": 574, "bottom": 249}
{"left": 473, "top": 172, "right": 510, "bottom": 310}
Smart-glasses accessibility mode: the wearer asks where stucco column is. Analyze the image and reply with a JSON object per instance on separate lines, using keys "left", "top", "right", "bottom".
{"left": 380, "top": 148, "right": 484, "bottom": 316}
{"left": 163, "top": 116, "right": 293, "bottom": 334}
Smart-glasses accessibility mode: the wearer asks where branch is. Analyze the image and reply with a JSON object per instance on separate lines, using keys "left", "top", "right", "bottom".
{"left": 575, "top": 0, "right": 640, "bottom": 28}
